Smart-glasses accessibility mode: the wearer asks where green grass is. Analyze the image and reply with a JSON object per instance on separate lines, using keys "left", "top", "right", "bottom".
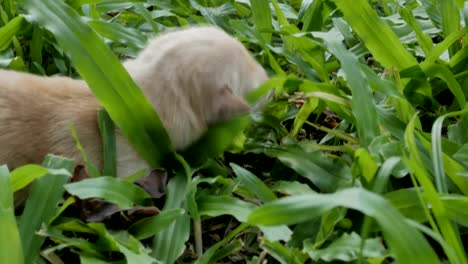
{"left": 0, "top": 0, "right": 467, "bottom": 263}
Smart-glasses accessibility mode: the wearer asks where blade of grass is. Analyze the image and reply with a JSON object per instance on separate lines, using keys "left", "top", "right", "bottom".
{"left": 128, "top": 208, "right": 185, "bottom": 240}
{"left": 439, "top": 0, "right": 460, "bottom": 57}
{"left": 151, "top": 156, "right": 191, "bottom": 262}
{"left": 0, "top": 15, "right": 27, "bottom": 51}
{"left": 98, "top": 108, "right": 117, "bottom": 176}
{"left": 399, "top": 6, "right": 433, "bottom": 56}
{"left": 0, "top": 165, "right": 23, "bottom": 264}
{"left": 19, "top": 155, "right": 74, "bottom": 264}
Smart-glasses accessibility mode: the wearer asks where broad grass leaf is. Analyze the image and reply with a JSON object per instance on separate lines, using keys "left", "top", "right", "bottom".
{"left": 210, "top": 239, "right": 244, "bottom": 263}
{"left": 261, "top": 240, "right": 306, "bottom": 264}
{"left": 30, "top": 25, "right": 43, "bottom": 67}
{"left": 439, "top": 0, "right": 460, "bottom": 57}
{"left": 424, "top": 29, "right": 464, "bottom": 63}
{"left": 399, "top": 6, "right": 433, "bottom": 55}
{"left": 304, "top": 232, "right": 386, "bottom": 262}
{"left": 133, "top": 3, "right": 159, "bottom": 33}
{"left": 88, "top": 223, "right": 160, "bottom": 264}
{"left": 231, "top": 163, "right": 276, "bottom": 202}
{"left": 359, "top": 64, "right": 403, "bottom": 99}
{"left": 422, "top": 63, "right": 465, "bottom": 108}
{"left": 300, "top": 0, "right": 325, "bottom": 31}
{"left": 449, "top": 44, "right": 468, "bottom": 72}
{"left": 87, "top": 20, "right": 147, "bottom": 49}
{"left": 151, "top": 169, "right": 190, "bottom": 263}
{"left": 39, "top": 226, "right": 103, "bottom": 258}
{"left": 441, "top": 195, "right": 468, "bottom": 227}
{"left": 354, "top": 148, "right": 378, "bottom": 185}
{"left": 271, "top": 180, "right": 316, "bottom": 195}
{"left": 248, "top": 188, "right": 440, "bottom": 264}
{"left": 372, "top": 157, "right": 402, "bottom": 193}
{"left": 314, "top": 208, "right": 346, "bottom": 247}
{"left": 245, "top": 76, "right": 287, "bottom": 104}
{"left": 185, "top": 176, "right": 228, "bottom": 223}
{"left": 312, "top": 33, "right": 379, "bottom": 147}
{"left": 290, "top": 97, "right": 318, "bottom": 137}
{"left": 453, "top": 144, "right": 468, "bottom": 164}
{"left": 0, "top": 165, "right": 23, "bottom": 264}
{"left": 198, "top": 195, "right": 256, "bottom": 222}
{"left": 129, "top": 208, "right": 185, "bottom": 240}
{"left": 249, "top": 0, "right": 272, "bottom": 43}
{"left": 95, "top": 1, "right": 134, "bottom": 13}
{"left": 45, "top": 223, "right": 160, "bottom": 263}
{"left": 19, "top": 155, "right": 74, "bottom": 264}
{"left": 64, "top": 176, "right": 151, "bottom": 209}
{"left": 198, "top": 192, "right": 292, "bottom": 242}
{"left": 10, "top": 164, "right": 70, "bottom": 192}
{"left": 333, "top": 0, "right": 418, "bottom": 70}
{"left": 19, "top": 0, "right": 174, "bottom": 168}
{"left": 52, "top": 218, "right": 96, "bottom": 234}
{"left": 384, "top": 188, "right": 427, "bottom": 223}
{"left": 407, "top": 219, "right": 459, "bottom": 264}
{"left": 80, "top": 255, "right": 110, "bottom": 264}
{"left": 194, "top": 224, "right": 249, "bottom": 264}
{"left": 262, "top": 144, "right": 352, "bottom": 192}
{"left": 188, "top": 0, "right": 235, "bottom": 28}
{"left": 0, "top": 15, "right": 27, "bottom": 51}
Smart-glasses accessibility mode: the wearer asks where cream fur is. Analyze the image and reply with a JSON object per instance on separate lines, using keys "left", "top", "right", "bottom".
{"left": 0, "top": 26, "right": 268, "bottom": 178}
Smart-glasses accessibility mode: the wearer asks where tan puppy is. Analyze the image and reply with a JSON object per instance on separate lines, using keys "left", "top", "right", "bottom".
{"left": 0, "top": 26, "right": 268, "bottom": 177}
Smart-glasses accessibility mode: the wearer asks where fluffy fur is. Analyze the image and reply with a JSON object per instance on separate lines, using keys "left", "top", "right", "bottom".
{"left": 0, "top": 26, "right": 268, "bottom": 177}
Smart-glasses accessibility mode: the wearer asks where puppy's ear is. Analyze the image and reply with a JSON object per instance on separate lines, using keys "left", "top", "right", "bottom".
{"left": 211, "top": 86, "right": 250, "bottom": 123}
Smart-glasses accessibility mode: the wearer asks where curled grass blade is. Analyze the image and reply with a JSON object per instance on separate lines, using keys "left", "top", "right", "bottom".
{"left": 404, "top": 114, "right": 467, "bottom": 263}
{"left": 431, "top": 105, "right": 468, "bottom": 193}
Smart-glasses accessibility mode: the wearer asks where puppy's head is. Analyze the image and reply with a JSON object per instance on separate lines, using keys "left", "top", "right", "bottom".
{"left": 123, "top": 26, "right": 268, "bottom": 149}
{"left": 126, "top": 26, "right": 268, "bottom": 124}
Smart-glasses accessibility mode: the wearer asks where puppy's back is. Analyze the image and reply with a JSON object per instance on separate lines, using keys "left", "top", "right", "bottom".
{"left": 0, "top": 70, "right": 102, "bottom": 168}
